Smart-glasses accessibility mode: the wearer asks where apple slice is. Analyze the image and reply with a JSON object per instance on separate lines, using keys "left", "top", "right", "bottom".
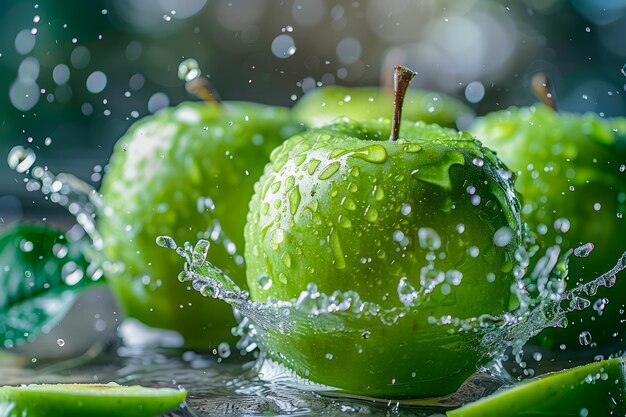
{"left": 0, "top": 382, "right": 186, "bottom": 417}
{"left": 447, "top": 357, "right": 626, "bottom": 417}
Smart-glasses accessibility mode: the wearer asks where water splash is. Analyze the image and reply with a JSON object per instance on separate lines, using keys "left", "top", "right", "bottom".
{"left": 8, "top": 147, "right": 243, "bottom": 268}
{"left": 573, "top": 242, "right": 594, "bottom": 258}
{"left": 161, "top": 233, "right": 626, "bottom": 391}
{"left": 8, "top": 146, "right": 104, "bottom": 249}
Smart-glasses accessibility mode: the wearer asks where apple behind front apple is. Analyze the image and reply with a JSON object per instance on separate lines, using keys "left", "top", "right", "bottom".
{"left": 98, "top": 101, "right": 301, "bottom": 348}
{"left": 470, "top": 106, "right": 626, "bottom": 354}
{"left": 293, "top": 85, "right": 473, "bottom": 129}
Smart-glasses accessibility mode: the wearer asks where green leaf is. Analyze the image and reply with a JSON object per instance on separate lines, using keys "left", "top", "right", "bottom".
{"left": 0, "top": 224, "right": 102, "bottom": 348}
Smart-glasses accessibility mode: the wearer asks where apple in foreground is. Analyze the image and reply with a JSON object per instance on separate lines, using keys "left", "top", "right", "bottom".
{"left": 243, "top": 67, "right": 524, "bottom": 398}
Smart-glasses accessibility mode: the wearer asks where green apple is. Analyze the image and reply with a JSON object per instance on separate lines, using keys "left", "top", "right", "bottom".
{"left": 293, "top": 85, "right": 473, "bottom": 129}
{"left": 469, "top": 104, "right": 626, "bottom": 353}
{"left": 0, "top": 382, "right": 186, "bottom": 417}
{"left": 447, "top": 357, "right": 626, "bottom": 416}
{"left": 243, "top": 67, "right": 523, "bottom": 398}
{"left": 98, "top": 100, "right": 301, "bottom": 348}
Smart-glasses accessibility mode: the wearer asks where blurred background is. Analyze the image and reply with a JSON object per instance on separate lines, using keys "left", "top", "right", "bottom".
{"left": 1, "top": 0, "right": 626, "bottom": 227}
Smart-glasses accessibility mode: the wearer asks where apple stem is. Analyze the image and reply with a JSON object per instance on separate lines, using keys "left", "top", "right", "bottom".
{"left": 390, "top": 65, "right": 417, "bottom": 141}
{"left": 531, "top": 73, "right": 557, "bottom": 111}
{"left": 186, "top": 77, "right": 222, "bottom": 105}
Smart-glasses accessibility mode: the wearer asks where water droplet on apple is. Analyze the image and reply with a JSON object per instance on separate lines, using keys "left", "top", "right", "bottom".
{"left": 308, "top": 159, "right": 321, "bottom": 175}
{"left": 318, "top": 161, "right": 340, "bottom": 180}
{"left": 281, "top": 252, "right": 292, "bottom": 268}
{"left": 445, "top": 269, "right": 463, "bottom": 286}
{"left": 269, "top": 228, "right": 285, "bottom": 249}
{"left": 472, "top": 157, "right": 484, "bottom": 167}
{"left": 352, "top": 145, "right": 387, "bottom": 163}
{"left": 338, "top": 215, "right": 352, "bottom": 229}
{"left": 417, "top": 227, "right": 441, "bottom": 250}
{"left": 402, "top": 143, "right": 422, "bottom": 153}
{"left": 372, "top": 185, "right": 385, "bottom": 201}
{"left": 493, "top": 226, "right": 513, "bottom": 247}
{"left": 257, "top": 274, "right": 273, "bottom": 290}
{"left": 364, "top": 206, "right": 379, "bottom": 223}
{"left": 285, "top": 175, "right": 295, "bottom": 190}
{"left": 340, "top": 196, "right": 356, "bottom": 211}
{"left": 328, "top": 228, "right": 346, "bottom": 269}
{"left": 288, "top": 185, "right": 301, "bottom": 215}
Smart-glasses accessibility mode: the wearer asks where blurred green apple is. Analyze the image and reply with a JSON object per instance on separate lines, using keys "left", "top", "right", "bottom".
{"left": 98, "top": 99, "right": 300, "bottom": 348}
{"left": 470, "top": 102, "right": 626, "bottom": 354}
{"left": 293, "top": 85, "right": 473, "bottom": 129}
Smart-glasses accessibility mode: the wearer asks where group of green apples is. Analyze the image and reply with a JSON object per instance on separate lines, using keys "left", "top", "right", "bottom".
{"left": 95, "top": 65, "right": 626, "bottom": 410}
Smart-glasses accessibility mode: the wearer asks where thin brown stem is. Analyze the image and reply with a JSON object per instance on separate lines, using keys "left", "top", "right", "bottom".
{"left": 531, "top": 73, "right": 556, "bottom": 112}
{"left": 389, "top": 65, "right": 417, "bottom": 141}
{"left": 186, "top": 78, "right": 221, "bottom": 105}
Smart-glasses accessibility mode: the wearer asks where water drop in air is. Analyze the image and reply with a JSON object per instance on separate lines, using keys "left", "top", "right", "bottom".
{"left": 574, "top": 242, "right": 594, "bottom": 258}
{"left": 86, "top": 71, "right": 107, "bottom": 94}
{"left": 271, "top": 34, "right": 296, "bottom": 59}
{"left": 578, "top": 330, "right": 592, "bottom": 346}
{"left": 178, "top": 58, "right": 202, "bottom": 82}
{"left": 7, "top": 146, "right": 36, "bottom": 173}
{"left": 156, "top": 235, "right": 177, "bottom": 249}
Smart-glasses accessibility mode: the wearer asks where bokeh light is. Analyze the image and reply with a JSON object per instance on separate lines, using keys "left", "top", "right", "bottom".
{"left": 1, "top": 0, "right": 625, "bottom": 226}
